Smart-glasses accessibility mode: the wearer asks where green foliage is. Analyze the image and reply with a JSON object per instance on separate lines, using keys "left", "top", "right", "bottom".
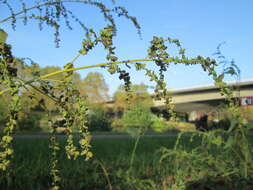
{"left": 1, "top": 0, "right": 138, "bottom": 187}
{"left": 86, "top": 105, "right": 111, "bottom": 132}
{"left": 113, "top": 83, "right": 153, "bottom": 112}
{"left": 122, "top": 103, "right": 153, "bottom": 136}
{"left": 0, "top": 29, "right": 7, "bottom": 43}
{"left": 0, "top": 97, "right": 8, "bottom": 126}
{"left": 150, "top": 117, "right": 195, "bottom": 133}
{"left": 0, "top": 42, "right": 21, "bottom": 171}
{"left": 1, "top": 0, "right": 252, "bottom": 189}
{"left": 111, "top": 118, "right": 125, "bottom": 133}
{"left": 151, "top": 116, "right": 176, "bottom": 133}
{"left": 17, "top": 111, "right": 43, "bottom": 131}
{"left": 1, "top": 137, "right": 253, "bottom": 189}
{"left": 167, "top": 121, "right": 196, "bottom": 132}
{"left": 80, "top": 72, "right": 109, "bottom": 103}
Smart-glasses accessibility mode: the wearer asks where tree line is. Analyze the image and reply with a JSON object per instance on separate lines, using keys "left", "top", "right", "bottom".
{"left": 0, "top": 59, "right": 153, "bottom": 131}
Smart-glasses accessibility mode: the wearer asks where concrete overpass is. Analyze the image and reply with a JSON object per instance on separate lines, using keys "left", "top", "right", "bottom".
{"left": 152, "top": 79, "right": 253, "bottom": 117}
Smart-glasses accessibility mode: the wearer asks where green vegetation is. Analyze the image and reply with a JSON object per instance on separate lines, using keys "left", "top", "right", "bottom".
{"left": 1, "top": 1, "right": 253, "bottom": 190}
{"left": 151, "top": 117, "right": 183, "bottom": 133}
{"left": 0, "top": 136, "right": 252, "bottom": 190}
{"left": 86, "top": 105, "right": 112, "bottom": 132}
{"left": 1, "top": 137, "right": 171, "bottom": 189}
{"left": 167, "top": 121, "right": 196, "bottom": 132}
{"left": 80, "top": 72, "right": 110, "bottom": 103}
{"left": 122, "top": 103, "right": 153, "bottom": 134}
{"left": 113, "top": 83, "right": 153, "bottom": 113}
{"left": 17, "top": 111, "right": 44, "bottom": 131}
{"left": 0, "top": 97, "right": 7, "bottom": 126}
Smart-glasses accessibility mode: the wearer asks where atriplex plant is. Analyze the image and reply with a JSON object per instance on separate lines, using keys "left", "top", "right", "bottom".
{"left": 0, "top": 0, "right": 252, "bottom": 189}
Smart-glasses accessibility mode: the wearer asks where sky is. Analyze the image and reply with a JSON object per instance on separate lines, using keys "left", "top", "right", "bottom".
{"left": 1, "top": 0, "right": 253, "bottom": 96}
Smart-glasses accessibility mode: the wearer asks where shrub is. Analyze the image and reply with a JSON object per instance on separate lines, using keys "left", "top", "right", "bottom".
{"left": 86, "top": 105, "right": 111, "bottom": 132}
{"left": 150, "top": 115, "right": 171, "bottom": 133}
{"left": 121, "top": 103, "right": 153, "bottom": 135}
{"left": 111, "top": 118, "right": 125, "bottom": 132}
{"left": 18, "top": 111, "right": 43, "bottom": 131}
{"left": 167, "top": 121, "right": 196, "bottom": 132}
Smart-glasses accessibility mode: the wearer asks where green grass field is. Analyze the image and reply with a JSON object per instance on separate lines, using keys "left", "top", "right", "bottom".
{"left": 0, "top": 136, "right": 197, "bottom": 190}
{"left": 0, "top": 135, "right": 252, "bottom": 190}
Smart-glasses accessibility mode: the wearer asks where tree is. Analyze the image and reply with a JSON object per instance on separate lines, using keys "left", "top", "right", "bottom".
{"left": 80, "top": 72, "right": 109, "bottom": 103}
{"left": 16, "top": 62, "right": 83, "bottom": 110}
{"left": 113, "top": 83, "right": 153, "bottom": 113}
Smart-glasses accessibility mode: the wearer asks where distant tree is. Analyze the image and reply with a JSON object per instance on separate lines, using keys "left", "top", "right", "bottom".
{"left": 40, "top": 65, "right": 81, "bottom": 82}
{"left": 113, "top": 83, "right": 153, "bottom": 113}
{"left": 18, "top": 63, "right": 82, "bottom": 110}
{"left": 80, "top": 72, "right": 109, "bottom": 103}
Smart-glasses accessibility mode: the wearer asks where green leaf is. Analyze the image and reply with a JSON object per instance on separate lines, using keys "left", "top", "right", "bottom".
{"left": 217, "top": 73, "right": 224, "bottom": 81}
{"left": 79, "top": 49, "right": 87, "bottom": 55}
{"left": 0, "top": 29, "right": 8, "bottom": 43}
{"left": 212, "top": 136, "right": 223, "bottom": 146}
{"left": 228, "top": 118, "right": 237, "bottom": 133}
{"left": 224, "top": 136, "right": 234, "bottom": 149}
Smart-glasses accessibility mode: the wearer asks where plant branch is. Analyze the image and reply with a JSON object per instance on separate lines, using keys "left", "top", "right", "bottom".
{"left": 16, "top": 77, "right": 59, "bottom": 103}
{"left": 0, "top": 57, "right": 202, "bottom": 96}
{"left": 0, "top": 0, "right": 95, "bottom": 24}
{"left": 37, "top": 57, "right": 200, "bottom": 80}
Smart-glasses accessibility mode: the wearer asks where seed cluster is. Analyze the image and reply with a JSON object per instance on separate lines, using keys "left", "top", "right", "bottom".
{"left": 0, "top": 43, "right": 20, "bottom": 171}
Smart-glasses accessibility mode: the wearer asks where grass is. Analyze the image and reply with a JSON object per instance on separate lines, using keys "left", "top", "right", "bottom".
{"left": 0, "top": 135, "right": 199, "bottom": 190}
{"left": 0, "top": 134, "right": 252, "bottom": 189}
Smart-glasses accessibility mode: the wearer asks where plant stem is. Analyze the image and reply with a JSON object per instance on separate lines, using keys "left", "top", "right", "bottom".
{"left": 0, "top": 57, "right": 201, "bottom": 96}
{"left": 130, "top": 135, "right": 141, "bottom": 168}
{"left": 0, "top": 0, "right": 93, "bottom": 24}
{"left": 97, "top": 160, "right": 112, "bottom": 190}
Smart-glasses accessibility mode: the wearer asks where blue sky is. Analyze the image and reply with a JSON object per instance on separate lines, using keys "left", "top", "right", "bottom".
{"left": 1, "top": 0, "right": 252, "bottom": 95}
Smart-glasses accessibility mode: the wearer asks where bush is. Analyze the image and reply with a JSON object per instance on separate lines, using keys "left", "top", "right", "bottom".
{"left": 167, "top": 121, "right": 195, "bottom": 132}
{"left": 86, "top": 105, "right": 111, "bottom": 131}
{"left": 121, "top": 103, "right": 153, "bottom": 135}
{"left": 150, "top": 116, "right": 191, "bottom": 133}
{"left": 18, "top": 111, "right": 43, "bottom": 131}
{"left": 111, "top": 118, "right": 125, "bottom": 132}
{"left": 150, "top": 115, "right": 171, "bottom": 133}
